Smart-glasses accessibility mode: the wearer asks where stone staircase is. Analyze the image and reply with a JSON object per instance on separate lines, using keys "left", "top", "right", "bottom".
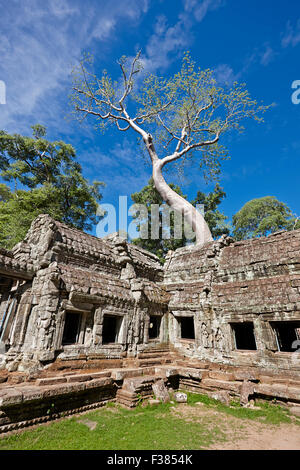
{"left": 136, "top": 343, "right": 178, "bottom": 367}
{"left": 116, "top": 375, "right": 164, "bottom": 408}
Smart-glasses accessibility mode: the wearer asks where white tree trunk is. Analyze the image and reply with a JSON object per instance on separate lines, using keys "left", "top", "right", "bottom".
{"left": 152, "top": 160, "right": 213, "bottom": 246}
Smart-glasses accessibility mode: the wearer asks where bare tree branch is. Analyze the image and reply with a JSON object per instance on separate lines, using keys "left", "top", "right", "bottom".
{"left": 161, "top": 131, "right": 221, "bottom": 167}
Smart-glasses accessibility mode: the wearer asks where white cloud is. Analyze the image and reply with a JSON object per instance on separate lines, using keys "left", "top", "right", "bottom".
{"left": 260, "top": 44, "right": 275, "bottom": 66}
{"left": 138, "top": 0, "right": 225, "bottom": 74}
{"left": 213, "top": 64, "right": 237, "bottom": 85}
{"left": 184, "top": 0, "right": 224, "bottom": 22}
{"left": 143, "top": 15, "right": 191, "bottom": 71}
{"left": 50, "top": 0, "right": 80, "bottom": 18}
{"left": 281, "top": 19, "right": 300, "bottom": 48}
{"left": 80, "top": 138, "right": 150, "bottom": 196}
{"left": 0, "top": 0, "right": 149, "bottom": 134}
{"left": 213, "top": 43, "right": 275, "bottom": 86}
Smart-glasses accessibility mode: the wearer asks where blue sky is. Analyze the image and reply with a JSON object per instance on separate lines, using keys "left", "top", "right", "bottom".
{"left": 0, "top": 0, "right": 300, "bottom": 237}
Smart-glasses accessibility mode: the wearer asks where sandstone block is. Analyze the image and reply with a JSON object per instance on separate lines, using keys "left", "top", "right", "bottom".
{"left": 67, "top": 374, "right": 92, "bottom": 383}
{"left": 240, "top": 381, "right": 255, "bottom": 405}
{"left": 289, "top": 406, "right": 300, "bottom": 417}
{"left": 148, "top": 399, "right": 160, "bottom": 406}
{"left": 152, "top": 379, "right": 170, "bottom": 403}
{"left": 209, "top": 371, "right": 235, "bottom": 381}
{"left": 210, "top": 390, "right": 231, "bottom": 405}
{"left": 201, "top": 378, "right": 242, "bottom": 394}
{"left": 174, "top": 392, "right": 187, "bottom": 403}
{"left": 36, "top": 377, "right": 67, "bottom": 386}
{"left": 0, "top": 389, "right": 23, "bottom": 407}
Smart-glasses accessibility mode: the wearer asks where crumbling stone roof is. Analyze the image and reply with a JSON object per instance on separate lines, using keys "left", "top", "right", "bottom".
{"left": 127, "top": 244, "right": 162, "bottom": 272}
{"left": 0, "top": 253, "right": 34, "bottom": 280}
{"left": 60, "top": 264, "right": 134, "bottom": 304}
{"left": 10, "top": 215, "right": 163, "bottom": 281}
{"left": 142, "top": 280, "right": 170, "bottom": 305}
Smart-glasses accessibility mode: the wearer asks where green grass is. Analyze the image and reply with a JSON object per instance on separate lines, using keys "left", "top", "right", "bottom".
{"left": 0, "top": 393, "right": 297, "bottom": 450}
{"left": 184, "top": 391, "right": 294, "bottom": 425}
{"left": 0, "top": 402, "right": 225, "bottom": 450}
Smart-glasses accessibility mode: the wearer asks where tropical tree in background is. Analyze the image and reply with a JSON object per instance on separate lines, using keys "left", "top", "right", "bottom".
{"left": 0, "top": 125, "right": 104, "bottom": 249}
{"left": 191, "top": 183, "right": 231, "bottom": 239}
{"left": 71, "top": 51, "right": 269, "bottom": 245}
{"left": 131, "top": 178, "right": 188, "bottom": 262}
{"left": 131, "top": 179, "right": 230, "bottom": 261}
{"left": 232, "top": 196, "right": 300, "bottom": 241}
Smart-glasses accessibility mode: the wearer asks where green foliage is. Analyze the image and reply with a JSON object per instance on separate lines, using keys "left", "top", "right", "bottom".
{"left": 232, "top": 196, "right": 300, "bottom": 241}
{"left": 0, "top": 125, "right": 76, "bottom": 188}
{"left": 71, "top": 52, "right": 270, "bottom": 182}
{"left": 191, "top": 183, "right": 231, "bottom": 238}
{"left": 0, "top": 126, "right": 104, "bottom": 249}
{"left": 131, "top": 178, "right": 188, "bottom": 262}
{"left": 131, "top": 180, "right": 230, "bottom": 260}
{"left": 0, "top": 184, "right": 60, "bottom": 248}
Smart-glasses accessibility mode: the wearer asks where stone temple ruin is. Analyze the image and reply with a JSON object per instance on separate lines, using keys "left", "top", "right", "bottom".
{"left": 0, "top": 214, "right": 299, "bottom": 431}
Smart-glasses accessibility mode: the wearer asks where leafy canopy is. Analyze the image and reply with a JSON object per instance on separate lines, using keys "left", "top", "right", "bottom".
{"left": 191, "top": 183, "right": 231, "bottom": 239}
{"left": 71, "top": 52, "right": 270, "bottom": 181}
{"left": 131, "top": 179, "right": 230, "bottom": 261}
{"left": 0, "top": 124, "right": 77, "bottom": 188}
{"left": 0, "top": 126, "right": 104, "bottom": 248}
{"left": 232, "top": 196, "right": 300, "bottom": 241}
{"left": 131, "top": 178, "right": 188, "bottom": 262}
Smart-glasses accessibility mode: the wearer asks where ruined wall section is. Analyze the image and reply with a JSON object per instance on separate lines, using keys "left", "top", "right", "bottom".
{"left": 164, "top": 230, "right": 300, "bottom": 371}
{"left": 212, "top": 230, "right": 300, "bottom": 370}
{"left": 1, "top": 215, "right": 168, "bottom": 371}
{"left": 164, "top": 236, "right": 232, "bottom": 362}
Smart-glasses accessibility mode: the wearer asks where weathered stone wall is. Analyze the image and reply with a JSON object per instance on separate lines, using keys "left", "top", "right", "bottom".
{"left": 1, "top": 215, "right": 300, "bottom": 375}
{"left": 164, "top": 231, "right": 300, "bottom": 371}
{"left": 0, "top": 215, "right": 167, "bottom": 372}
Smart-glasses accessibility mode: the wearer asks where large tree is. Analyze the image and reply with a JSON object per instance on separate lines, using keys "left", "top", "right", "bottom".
{"left": 0, "top": 184, "right": 61, "bottom": 248}
{"left": 232, "top": 196, "right": 300, "bottom": 240}
{"left": 131, "top": 180, "right": 230, "bottom": 261}
{"left": 191, "top": 183, "right": 231, "bottom": 239}
{"left": 0, "top": 125, "right": 104, "bottom": 248}
{"left": 0, "top": 125, "right": 76, "bottom": 188}
{"left": 131, "top": 178, "right": 188, "bottom": 262}
{"left": 71, "top": 52, "right": 268, "bottom": 245}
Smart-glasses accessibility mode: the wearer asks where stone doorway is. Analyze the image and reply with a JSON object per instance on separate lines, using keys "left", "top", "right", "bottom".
{"left": 149, "top": 315, "right": 161, "bottom": 340}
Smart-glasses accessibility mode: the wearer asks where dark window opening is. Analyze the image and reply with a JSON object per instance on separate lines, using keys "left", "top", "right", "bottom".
{"left": 179, "top": 317, "right": 195, "bottom": 340}
{"left": 272, "top": 321, "right": 300, "bottom": 352}
{"left": 149, "top": 316, "right": 161, "bottom": 339}
{"left": 102, "top": 315, "right": 122, "bottom": 344}
{"left": 231, "top": 322, "right": 257, "bottom": 350}
{"left": 62, "top": 312, "right": 81, "bottom": 345}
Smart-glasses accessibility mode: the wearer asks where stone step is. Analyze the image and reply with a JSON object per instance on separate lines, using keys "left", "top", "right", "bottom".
{"left": 140, "top": 348, "right": 170, "bottom": 355}
{"left": 200, "top": 377, "right": 242, "bottom": 394}
{"left": 141, "top": 345, "right": 170, "bottom": 354}
{"left": 110, "top": 367, "right": 155, "bottom": 381}
{"left": 174, "top": 360, "right": 209, "bottom": 369}
{"left": 116, "top": 374, "right": 167, "bottom": 408}
{"left": 137, "top": 357, "right": 172, "bottom": 367}
{"left": 35, "top": 371, "right": 111, "bottom": 386}
{"left": 138, "top": 351, "right": 171, "bottom": 359}
{"left": 254, "top": 383, "right": 300, "bottom": 401}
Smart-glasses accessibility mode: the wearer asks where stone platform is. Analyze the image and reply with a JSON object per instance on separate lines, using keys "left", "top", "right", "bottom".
{"left": 1, "top": 351, "right": 300, "bottom": 434}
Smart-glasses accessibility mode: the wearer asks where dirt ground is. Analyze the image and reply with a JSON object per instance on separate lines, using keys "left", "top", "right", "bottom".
{"left": 171, "top": 403, "right": 300, "bottom": 450}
